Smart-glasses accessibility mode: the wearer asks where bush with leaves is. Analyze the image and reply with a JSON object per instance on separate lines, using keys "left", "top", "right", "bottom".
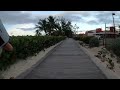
{"left": 82, "top": 36, "right": 94, "bottom": 44}
{"left": 107, "top": 38, "right": 120, "bottom": 58}
{"left": 89, "top": 37, "right": 99, "bottom": 48}
{"left": 107, "top": 58, "right": 114, "bottom": 70}
{"left": 74, "top": 36, "right": 93, "bottom": 44}
{"left": 0, "top": 36, "right": 66, "bottom": 71}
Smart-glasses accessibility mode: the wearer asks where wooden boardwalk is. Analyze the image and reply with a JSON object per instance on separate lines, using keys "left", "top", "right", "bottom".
{"left": 21, "top": 38, "right": 106, "bottom": 79}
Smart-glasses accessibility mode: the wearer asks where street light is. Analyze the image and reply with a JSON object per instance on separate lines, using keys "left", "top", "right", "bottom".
{"left": 112, "top": 13, "right": 116, "bottom": 38}
{"left": 104, "top": 23, "right": 109, "bottom": 47}
{"left": 119, "top": 25, "right": 120, "bottom": 34}
{"left": 103, "top": 23, "right": 106, "bottom": 47}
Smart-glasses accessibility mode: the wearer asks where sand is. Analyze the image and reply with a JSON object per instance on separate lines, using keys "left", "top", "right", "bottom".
{"left": 85, "top": 45, "right": 120, "bottom": 78}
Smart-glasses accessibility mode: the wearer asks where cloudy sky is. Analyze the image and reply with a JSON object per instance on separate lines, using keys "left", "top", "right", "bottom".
{"left": 0, "top": 11, "right": 120, "bottom": 36}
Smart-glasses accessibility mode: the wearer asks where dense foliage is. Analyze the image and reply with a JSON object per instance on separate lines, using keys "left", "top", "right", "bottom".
{"left": 89, "top": 37, "right": 99, "bottom": 48}
{"left": 106, "top": 38, "right": 120, "bottom": 58}
{"left": 73, "top": 36, "right": 94, "bottom": 44}
{"left": 0, "top": 36, "right": 66, "bottom": 71}
{"left": 35, "top": 16, "right": 74, "bottom": 38}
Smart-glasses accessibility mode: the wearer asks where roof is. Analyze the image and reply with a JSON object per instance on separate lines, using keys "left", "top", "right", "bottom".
{"left": 95, "top": 31, "right": 119, "bottom": 35}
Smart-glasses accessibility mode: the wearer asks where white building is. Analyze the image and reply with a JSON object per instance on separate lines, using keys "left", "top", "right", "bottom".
{"left": 85, "top": 30, "right": 96, "bottom": 36}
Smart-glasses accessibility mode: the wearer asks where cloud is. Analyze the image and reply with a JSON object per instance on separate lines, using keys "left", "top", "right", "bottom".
{"left": 1, "top": 11, "right": 120, "bottom": 26}
{"left": 0, "top": 11, "right": 37, "bottom": 25}
{"left": 54, "top": 11, "right": 92, "bottom": 22}
{"left": 16, "top": 27, "right": 35, "bottom": 31}
{"left": 8, "top": 29, "right": 35, "bottom": 36}
{"left": 87, "top": 20, "right": 99, "bottom": 25}
{"left": 7, "top": 23, "right": 36, "bottom": 36}
{"left": 15, "top": 23, "right": 35, "bottom": 31}
{"left": 94, "top": 11, "right": 120, "bottom": 24}
{"left": 34, "top": 12, "right": 85, "bottom": 23}
{"left": 34, "top": 12, "right": 84, "bottom": 22}
{"left": 58, "top": 11, "right": 93, "bottom": 17}
{"left": 95, "top": 12, "right": 112, "bottom": 24}
{"left": 1, "top": 11, "right": 120, "bottom": 36}
{"left": 0, "top": 11, "right": 98, "bottom": 25}
{"left": 63, "top": 15, "right": 84, "bottom": 22}
{"left": 54, "top": 11, "right": 107, "bottom": 24}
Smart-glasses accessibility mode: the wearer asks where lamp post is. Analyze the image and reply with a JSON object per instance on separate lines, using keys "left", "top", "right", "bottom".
{"left": 104, "top": 23, "right": 109, "bottom": 47}
{"left": 119, "top": 25, "right": 120, "bottom": 34}
{"left": 104, "top": 23, "right": 106, "bottom": 47}
{"left": 112, "top": 13, "right": 116, "bottom": 39}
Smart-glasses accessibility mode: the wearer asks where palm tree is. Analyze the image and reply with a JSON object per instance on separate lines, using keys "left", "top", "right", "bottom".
{"left": 54, "top": 22, "right": 63, "bottom": 36}
{"left": 59, "top": 18, "right": 73, "bottom": 37}
{"left": 35, "top": 16, "right": 73, "bottom": 37}
{"left": 35, "top": 29, "right": 41, "bottom": 36}
{"left": 47, "top": 16, "right": 58, "bottom": 35}
{"left": 35, "top": 19, "right": 48, "bottom": 35}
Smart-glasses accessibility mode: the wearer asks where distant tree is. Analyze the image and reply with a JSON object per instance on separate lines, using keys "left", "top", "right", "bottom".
{"left": 35, "top": 15, "right": 74, "bottom": 37}
{"left": 59, "top": 18, "right": 73, "bottom": 37}
{"left": 35, "top": 29, "right": 41, "bottom": 36}
{"left": 72, "top": 24, "right": 79, "bottom": 35}
{"left": 47, "top": 16, "right": 58, "bottom": 35}
{"left": 35, "top": 19, "right": 48, "bottom": 35}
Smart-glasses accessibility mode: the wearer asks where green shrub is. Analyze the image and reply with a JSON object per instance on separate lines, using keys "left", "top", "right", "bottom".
{"left": 89, "top": 37, "right": 99, "bottom": 48}
{"left": 73, "top": 36, "right": 83, "bottom": 41}
{"left": 0, "top": 36, "right": 66, "bottom": 71}
{"left": 73, "top": 36, "right": 94, "bottom": 44}
{"left": 82, "top": 36, "right": 94, "bottom": 44}
{"left": 107, "top": 38, "right": 120, "bottom": 58}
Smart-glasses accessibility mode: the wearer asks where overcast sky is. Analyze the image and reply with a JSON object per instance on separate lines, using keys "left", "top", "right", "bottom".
{"left": 0, "top": 11, "right": 120, "bottom": 36}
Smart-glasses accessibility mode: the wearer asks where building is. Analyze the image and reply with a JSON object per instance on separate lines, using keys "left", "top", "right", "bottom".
{"left": 85, "top": 28, "right": 120, "bottom": 38}
{"left": 85, "top": 30, "right": 96, "bottom": 36}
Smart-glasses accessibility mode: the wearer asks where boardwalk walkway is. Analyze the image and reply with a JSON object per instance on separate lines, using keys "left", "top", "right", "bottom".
{"left": 23, "top": 38, "right": 106, "bottom": 79}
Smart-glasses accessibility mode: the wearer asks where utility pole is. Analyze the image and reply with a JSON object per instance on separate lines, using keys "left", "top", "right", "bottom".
{"left": 104, "top": 23, "right": 106, "bottom": 47}
{"left": 119, "top": 25, "right": 120, "bottom": 37}
{"left": 112, "top": 13, "right": 116, "bottom": 39}
{"left": 119, "top": 25, "right": 120, "bottom": 34}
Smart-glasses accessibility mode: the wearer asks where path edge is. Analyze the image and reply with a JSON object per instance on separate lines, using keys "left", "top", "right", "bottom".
{"left": 75, "top": 40, "right": 120, "bottom": 79}
{"left": 15, "top": 39, "right": 65, "bottom": 79}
